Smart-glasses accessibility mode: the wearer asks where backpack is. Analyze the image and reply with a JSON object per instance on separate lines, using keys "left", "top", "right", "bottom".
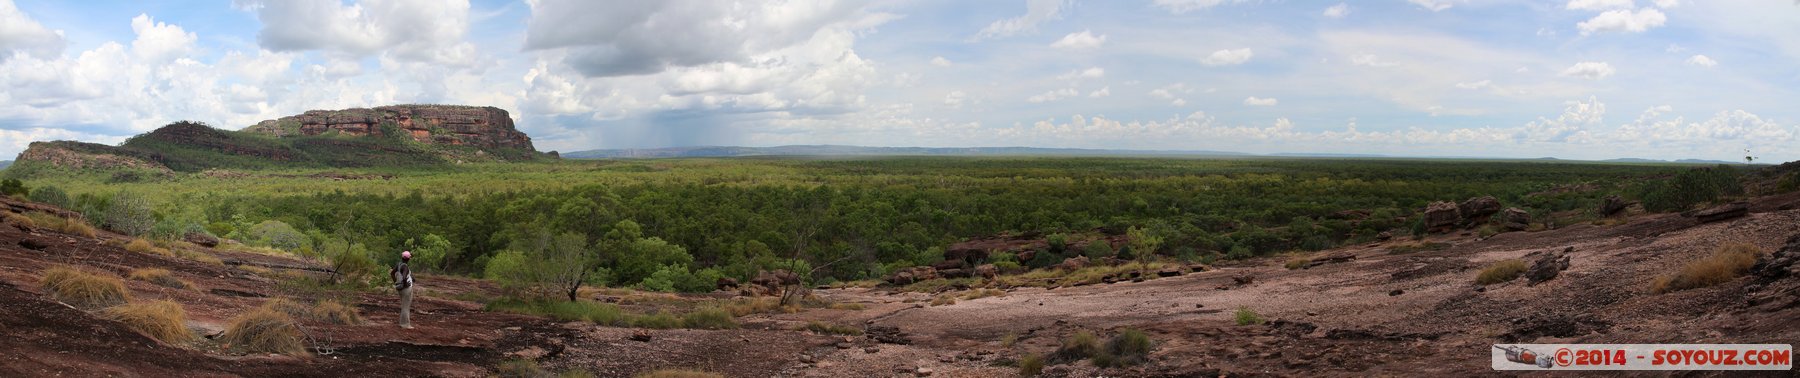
{"left": 394, "top": 261, "right": 413, "bottom": 291}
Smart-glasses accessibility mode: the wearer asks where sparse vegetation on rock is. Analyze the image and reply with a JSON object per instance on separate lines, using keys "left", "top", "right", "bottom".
{"left": 220, "top": 307, "right": 308, "bottom": 356}
{"left": 1234, "top": 307, "right": 1264, "bottom": 326}
{"left": 1477, "top": 259, "right": 1528, "bottom": 285}
{"left": 103, "top": 300, "right": 195, "bottom": 344}
{"left": 128, "top": 268, "right": 191, "bottom": 289}
{"left": 1653, "top": 243, "right": 1764, "bottom": 294}
{"left": 41, "top": 266, "right": 130, "bottom": 310}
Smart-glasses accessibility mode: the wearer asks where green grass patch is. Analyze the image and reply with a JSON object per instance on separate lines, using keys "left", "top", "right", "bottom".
{"left": 1234, "top": 307, "right": 1264, "bottom": 326}
{"left": 803, "top": 321, "right": 863, "bottom": 336}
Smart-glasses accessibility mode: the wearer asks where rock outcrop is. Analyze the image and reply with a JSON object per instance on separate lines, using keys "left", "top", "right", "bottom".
{"left": 1423, "top": 201, "right": 1460, "bottom": 232}
{"left": 1458, "top": 196, "right": 1502, "bottom": 224}
{"left": 1599, "top": 195, "right": 1630, "bottom": 217}
{"left": 245, "top": 105, "right": 536, "bottom": 152}
{"left": 15, "top": 141, "right": 169, "bottom": 172}
{"left": 1501, "top": 207, "right": 1531, "bottom": 231}
{"left": 1692, "top": 202, "right": 1748, "bottom": 223}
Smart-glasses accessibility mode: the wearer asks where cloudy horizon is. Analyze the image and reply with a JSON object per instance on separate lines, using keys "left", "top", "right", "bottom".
{"left": 1, "top": 0, "right": 1798, "bottom": 162}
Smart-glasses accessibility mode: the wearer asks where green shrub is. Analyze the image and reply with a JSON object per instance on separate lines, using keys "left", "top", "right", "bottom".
{"left": 0, "top": 179, "right": 27, "bottom": 196}
{"left": 1082, "top": 240, "right": 1113, "bottom": 259}
{"left": 28, "top": 185, "right": 70, "bottom": 208}
{"left": 1653, "top": 243, "right": 1764, "bottom": 294}
{"left": 1638, "top": 165, "right": 1742, "bottom": 212}
{"left": 1234, "top": 307, "right": 1264, "bottom": 326}
{"left": 631, "top": 311, "right": 682, "bottom": 329}
{"left": 1053, "top": 330, "right": 1101, "bottom": 362}
{"left": 1476, "top": 259, "right": 1527, "bottom": 285}
{"left": 1101, "top": 328, "right": 1153, "bottom": 367}
{"left": 246, "top": 220, "right": 308, "bottom": 251}
{"left": 103, "top": 191, "right": 155, "bottom": 236}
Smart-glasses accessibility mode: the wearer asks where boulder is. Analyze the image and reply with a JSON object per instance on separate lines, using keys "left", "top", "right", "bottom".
{"left": 939, "top": 268, "right": 971, "bottom": 279}
{"left": 1156, "top": 268, "right": 1183, "bottom": 278}
{"left": 744, "top": 269, "right": 800, "bottom": 296}
{"left": 1752, "top": 234, "right": 1800, "bottom": 282}
{"left": 944, "top": 248, "right": 989, "bottom": 264}
{"left": 1458, "top": 196, "right": 1503, "bottom": 223}
{"left": 1693, "top": 202, "right": 1748, "bottom": 223}
{"left": 1015, "top": 250, "right": 1037, "bottom": 264}
{"left": 1423, "top": 201, "right": 1461, "bottom": 232}
{"left": 1525, "top": 252, "right": 1571, "bottom": 286}
{"left": 1376, "top": 231, "right": 1393, "bottom": 241}
{"left": 1058, "top": 256, "right": 1090, "bottom": 271}
{"left": 716, "top": 277, "right": 740, "bottom": 291}
{"left": 184, "top": 232, "right": 221, "bottom": 247}
{"left": 1305, "top": 252, "right": 1357, "bottom": 268}
{"left": 1501, "top": 207, "right": 1531, "bottom": 231}
{"left": 974, "top": 264, "right": 999, "bottom": 279}
{"left": 1599, "top": 195, "right": 1629, "bottom": 217}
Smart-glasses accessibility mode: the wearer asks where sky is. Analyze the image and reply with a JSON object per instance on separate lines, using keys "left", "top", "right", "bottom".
{"left": 1, "top": 0, "right": 1798, "bottom": 162}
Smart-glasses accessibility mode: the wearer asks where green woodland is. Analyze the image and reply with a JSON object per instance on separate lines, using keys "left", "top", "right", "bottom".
{"left": 4, "top": 155, "right": 1768, "bottom": 294}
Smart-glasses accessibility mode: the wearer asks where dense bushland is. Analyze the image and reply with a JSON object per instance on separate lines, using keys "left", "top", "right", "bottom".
{"left": 9, "top": 157, "right": 1756, "bottom": 291}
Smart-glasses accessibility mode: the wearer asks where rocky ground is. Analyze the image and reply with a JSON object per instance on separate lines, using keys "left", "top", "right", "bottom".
{"left": 2, "top": 192, "right": 1799, "bottom": 377}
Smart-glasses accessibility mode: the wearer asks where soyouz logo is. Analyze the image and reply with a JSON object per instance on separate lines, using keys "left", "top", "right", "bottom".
{"left": 1492, "top": 344, "right": 1792, "bottom": 370}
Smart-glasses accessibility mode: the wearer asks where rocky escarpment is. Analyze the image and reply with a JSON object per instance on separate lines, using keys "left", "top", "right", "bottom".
{"left": 243, "top": 105, "right": 535, "bottom": 151}
{"left": 14, "top": 141, "right": 169, "bottom": 172}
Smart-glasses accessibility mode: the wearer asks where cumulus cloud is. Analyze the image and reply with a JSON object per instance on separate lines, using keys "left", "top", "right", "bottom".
{"left": 1349, "top": 53, "right": 1397, "bottom": 68}
{"left": 1565, "top": 0, "right": 1634, "bottom": 11}
{"left": 1323, "top": 3, "right": 1349, "bottom": 18}
{"left": 1652, "top": 0, "right": 1680, "bottom": 8}
{"left": 973, "top": 0, "right": 1065, "bottom": 40}
{"left": 1407, "top": 0, "right": 1459, "bottom": 12}
{"left": 1560, "top": 61, "right": 1615, "bottom": 80}
{"left": 1519, "top": 96, "right": 1604, "bottom": 142}
{"left": 1026, "top": 87, "right": 1079, "bottom": 103}
{"left": 0, "top": 0, "right": 65, "bottom": 59}
{"left": 1243, "top": 96, "right": 1277, "bottom": 106}
{"left": 129, "top": 14, "right": 197, "bottom": 63}
{"left": 1153, "top": 0, "right": 1250, "bottom": 14}
{"left": 1050, "top": 30, "right": 1106, "bottom": 50}
{"left": 241, "top": 0, "right": 475, "bottom": 64}
{"left": 525, "top": 0, "right": 865, "bottom": 77}
{"left": 1200, "top": 48, "right": 1253, "bottom": 66}
{"left": 930, "top": 56, "right": 952, "bottom": 67}
{"left": 1685, "top": 54, "right": 1717, "bottom": 67}
{"left": 1455, "top": 80, "right": 1491, "bottom": 89}
{"left": 1088, "top": 86, "right": 1110, "bottom": 98}
{"left": 943, "top": 90, "right": 967, "bottom": 108}
{"left": 1577, "top": 8, "right": 1667, "bottom": 35}
{"left": 1056, "top": 67, "right": 1104, "bottom": 80}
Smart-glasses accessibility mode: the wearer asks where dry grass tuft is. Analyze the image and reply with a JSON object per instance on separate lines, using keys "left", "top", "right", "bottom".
{"left": 262, "top": 298, "right": 362, "bottom": 325}
{"left": 1476, "top": 259, "right": 1528, "bottom": 285}
{"left": 803, "top": 320, "right": 862, "bottom": 336}
{"left": 1653, "top": 243, "right": 1765, "bottom": 294}
{"left": 41, "top": 266, "right": 131, "bottom": 310}
{"left": 18, "top": 212, "right": 98, "bottom": 238}
{"left": 220, "top": 307, "right": 308, "bottom": 356}
{"left": 103, "top": 300, "right": 196, "bottom": 344}
{"left": 128, "top": 268, "right": 192, "bottom": 289}
{"left": 929, "top": 293, "right": 957, "bottom": 306}
{"left": 960, "top": 288, "right": 1007, "bottom": 301}
{"left": 125, "top": 238, "right": 174, "bottom": 257}
{"left": 173, "top": 248, "right": 224, "bottom": 265}
{"left": 1284, "top": 257, "right": 1311, "bottom": 270}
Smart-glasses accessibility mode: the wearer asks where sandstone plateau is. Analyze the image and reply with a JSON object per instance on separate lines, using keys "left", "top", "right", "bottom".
{"left": 243, "top": 105, "right": 535, "bottom": 151}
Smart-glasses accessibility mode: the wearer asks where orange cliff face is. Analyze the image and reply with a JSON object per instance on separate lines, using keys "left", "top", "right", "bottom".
{"left": 244, "top": 105, "right": 535, "bottom": 151}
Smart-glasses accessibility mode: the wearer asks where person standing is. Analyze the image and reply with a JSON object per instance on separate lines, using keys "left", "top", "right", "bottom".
{"left": 391, "top": 251, "right": 415, "bottom": 329}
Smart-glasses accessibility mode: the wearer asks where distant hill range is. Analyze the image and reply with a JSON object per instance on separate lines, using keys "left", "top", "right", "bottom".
{"left": 5, "top": 105, "right": 552, "bottom": 178}
{"left": 0, "top": 160, "right": 10, "bottom": 170}
{"left": 1602, "top": 158, "right": 1746, "bottom": 165}
{"left": 563, "top": 145, "right": 1249, "bottom": 159}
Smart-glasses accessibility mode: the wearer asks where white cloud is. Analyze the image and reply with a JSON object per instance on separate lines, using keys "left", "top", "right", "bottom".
{"left": 524, "top": 0, "right": 867, "bottom": 77}
{"left": 1408, "top": 0, "right": 1459, "bottom": 12}
{"left": 930, "top": 56, "right": 952, "bottom": 67}
{"left": 1153, "top": 0, "right": 1249, "bottom": 14}
{"left": 1171, "top": 98, "right": 1187, "bottom": 106}
{"left": 1685, "top": 54, "right": 1717, "bottom": 67}
{"left": 1323, "top": 3, "right": 1350, "bottom": 19}
{"left": 129, "top": 14, "right": 197, "bottom": 63}
{"left": 1349, "top": 53, "right": 1397, "bottom": 67}
{"left": 1056, "top": 67, "right": 1104, "bottom": 80}
{"left": 1088, "top": 86, "right": 1110, "bottom": 98}
{"left": 242, "top": 0, "right": 475, "bottom": 65}
{"left": 1027, "top": 87, "right": 1079, "bottom": 103}
{"left": 1147, "top": 83, "right": 1191, "bottom": 100}
{"left": 1665, "top": 44, "right": 1685, "bottom": 53}
{"left": 1455, "top": 79, "right": 1492, "bottom": 89}
{"left": 943, "top": 90, "right": 967, "bottom": 108}
{"left": 1565, "top": 0, "right": 1634, "bottom": 11}
{"left": 1577, "top": 8, "right": 1667, "bottom": 35}
{"left": 1200, "top": 48, "right": 1253, "bottom": 66}
{"left": 1244, "top": 96, "right": 1278, "bottom": 106}
{"left": 1652, "top": 0, "right": 1680, "bottom": 8}
{"left": 1050, "top": 30, "right": 1106, "bottom": 50}
{"left": 0, "top": 0, "right": 65, "bottom": 59}
{"left": 974, "top": 0, "right": 1065, "bottom": 40}
{"left": 1560, "top": 61, "right": 1615, "bottom": 80}
{"left": 1518, "top": 97, "right": 1605, "bottom": 142}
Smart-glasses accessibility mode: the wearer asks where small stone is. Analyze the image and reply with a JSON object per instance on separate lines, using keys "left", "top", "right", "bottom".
{"left": 864, "top": 347, "right": 880, "bottom": 353}
{"left": 629, "top": 330, "right": 653, "bottom": 342}
{"left": 1195, "top": 304, "right": 1205, "bottom": 308}
{"left": 915, "top": 367, "right": 934, "bottom": 377}
{"left": 799, "top": 354, "right": 816, "bottom": 364}
{"left": 1306, "top": 311, "right": 1318, "bottom": 316}
{"left": 836, "top": 342, "right": 853, "bottom": 349}
{"left": 1388, "top": 289, "right": 1405, "bottom": 296}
